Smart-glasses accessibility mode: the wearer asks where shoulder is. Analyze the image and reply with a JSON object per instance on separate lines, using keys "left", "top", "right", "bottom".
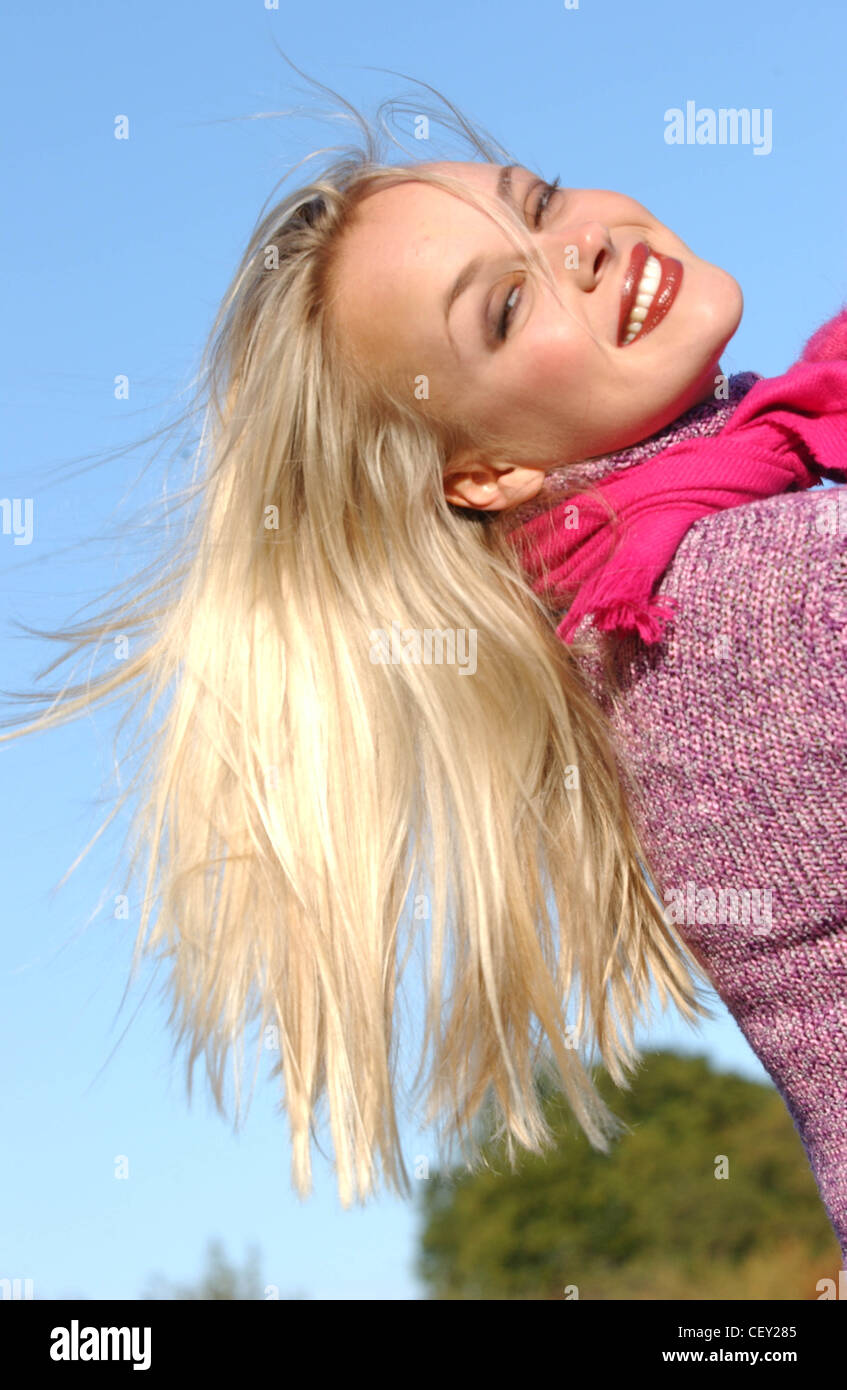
{"left": 642, "top": 485, "right": 846, "bottom": 762}
{"left": 573, "top": 485, "right": 846, "bottom": 775}
{"left": 660, "top": 484, "right": 846, "bottom": 659}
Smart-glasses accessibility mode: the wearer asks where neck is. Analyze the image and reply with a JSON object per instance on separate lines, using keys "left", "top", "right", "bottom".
{"left": 500, "top": 371, "right": 762, "bottom": 534}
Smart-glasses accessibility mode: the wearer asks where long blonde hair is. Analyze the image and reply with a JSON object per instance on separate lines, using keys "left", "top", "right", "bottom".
{"left": 0, "top": 63, "right": 714, "bottom": 1207}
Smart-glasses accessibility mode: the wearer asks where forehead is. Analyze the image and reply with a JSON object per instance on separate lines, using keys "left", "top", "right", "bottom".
{"left": 329, "top": 161, "right": 505, "bottom": 370}
{"left": 344, "top": 161, "right": 500, "bottom": 240}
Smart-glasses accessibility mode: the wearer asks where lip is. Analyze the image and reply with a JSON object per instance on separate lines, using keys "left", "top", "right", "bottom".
{"left": 618, "top": 241, "right": 684, "bottom": 347}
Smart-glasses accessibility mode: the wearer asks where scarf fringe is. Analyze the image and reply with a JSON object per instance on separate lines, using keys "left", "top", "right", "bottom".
{"left": 557, "top": 591, "right": 680, "bottom": 646}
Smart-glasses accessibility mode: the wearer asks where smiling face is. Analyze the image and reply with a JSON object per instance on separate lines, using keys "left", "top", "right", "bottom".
{"left": 329, "top": 160, "right": 743, "bottom": 513}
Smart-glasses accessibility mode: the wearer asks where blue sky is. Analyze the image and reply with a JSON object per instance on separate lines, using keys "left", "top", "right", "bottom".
{"left": 1, "top": 0, "right": 845, "bottom": 1300}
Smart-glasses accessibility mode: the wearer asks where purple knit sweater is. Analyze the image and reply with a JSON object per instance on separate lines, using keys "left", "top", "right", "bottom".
{"left": 502, "top": 341, "right": 847, "bottom": 1261}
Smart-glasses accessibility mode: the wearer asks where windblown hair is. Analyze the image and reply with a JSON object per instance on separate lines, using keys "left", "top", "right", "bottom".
{"left": 0, "top": 61, "right": 714, "bottom": 1207}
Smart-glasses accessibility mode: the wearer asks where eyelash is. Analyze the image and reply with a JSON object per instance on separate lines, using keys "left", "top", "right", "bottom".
{"left": 494, "top": 176, "right": 561, "bottom": 342}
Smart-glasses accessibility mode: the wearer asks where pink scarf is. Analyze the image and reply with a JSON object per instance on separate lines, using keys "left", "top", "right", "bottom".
{"left": 505, "top": 307, "right": 847, "bottom": 646}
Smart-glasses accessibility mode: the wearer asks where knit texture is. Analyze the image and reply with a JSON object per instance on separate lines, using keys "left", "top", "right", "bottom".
{"left": 499, "top": 315, "right": 847, "bottom": 1261}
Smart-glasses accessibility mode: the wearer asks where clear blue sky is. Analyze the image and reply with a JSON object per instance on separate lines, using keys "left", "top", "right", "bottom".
{"left": 1, "top": 0, "right": 844, "bottom": 1301}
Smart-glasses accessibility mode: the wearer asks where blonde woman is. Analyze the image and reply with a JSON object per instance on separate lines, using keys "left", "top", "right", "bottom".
{"left": 4, "top": 73, "right": 845, "bottom": 1261}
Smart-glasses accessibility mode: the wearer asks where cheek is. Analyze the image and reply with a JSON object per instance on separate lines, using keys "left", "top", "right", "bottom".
{"left": 515, "top": 316, "right": 598, "bottom": 401}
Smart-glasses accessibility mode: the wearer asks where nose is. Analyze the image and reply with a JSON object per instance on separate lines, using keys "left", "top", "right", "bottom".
{"left": 542, "top": 219, "right": 613, "bottom": 291}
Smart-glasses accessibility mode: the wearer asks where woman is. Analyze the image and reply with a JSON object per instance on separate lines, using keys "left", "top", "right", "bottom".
{"left": 3, "top": 81, "right": 844, "bottom": 1259}
{"left": 332, "top": 152, "right": 847, "bottom": 1261}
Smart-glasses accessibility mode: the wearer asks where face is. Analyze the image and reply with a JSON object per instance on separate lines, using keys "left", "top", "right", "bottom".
{"left": 330, "top": 161, "right": 743, "bottom": 513}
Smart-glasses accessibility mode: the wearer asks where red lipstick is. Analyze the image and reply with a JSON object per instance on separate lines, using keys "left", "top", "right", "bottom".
{"left": 618, "top": 242, "right": 683, "bottom": 346}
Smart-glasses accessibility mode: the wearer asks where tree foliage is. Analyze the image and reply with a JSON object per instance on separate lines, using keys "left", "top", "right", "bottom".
{"left": 415, "top": 1050, "right": 842, "bottom": 1300}
{"left": 137, "top": 1239, "right": 311, "bottom": 1300}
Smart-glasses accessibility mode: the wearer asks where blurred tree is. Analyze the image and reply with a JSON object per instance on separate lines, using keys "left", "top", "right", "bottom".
{"left": 140, "top": 1239, "right": 308, "bottom": 1300}
{"left": 415, "top": 1050, "right": 842, "bottom": 1300}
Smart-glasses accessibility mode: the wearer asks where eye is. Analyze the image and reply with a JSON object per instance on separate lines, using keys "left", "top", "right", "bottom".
{"left": 531, "top": 175, "right": 561, "bottom": 227}
{"left": 489, "top": 175, "right": 562, "bottom": 343}
{"left": 493, "top": 274, "right": 528, "bottom": 342}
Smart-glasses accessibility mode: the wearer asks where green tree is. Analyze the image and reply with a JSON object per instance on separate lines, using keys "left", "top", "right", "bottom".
{"left": 415, "top": 1050, "right": 842, "bottom": 1300}
{"left": 140, "top": 1239, "right": 309, "bottom": 1300}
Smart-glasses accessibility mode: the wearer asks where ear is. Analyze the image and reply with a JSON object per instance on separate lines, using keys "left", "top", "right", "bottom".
{"left": 444, "top": 449, "right": 547, "bottom": 513}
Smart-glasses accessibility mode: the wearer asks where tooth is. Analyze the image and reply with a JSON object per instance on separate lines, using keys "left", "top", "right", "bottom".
{"left": 622, "top": 252, "right": 665, "bottom": 342}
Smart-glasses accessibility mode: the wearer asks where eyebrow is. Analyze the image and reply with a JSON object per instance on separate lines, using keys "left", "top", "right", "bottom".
{"left": 442, "top": 164, "right": 518, "bottom": 326}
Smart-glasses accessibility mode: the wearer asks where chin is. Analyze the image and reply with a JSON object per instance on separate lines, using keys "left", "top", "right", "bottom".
{"left": 699, "top": 268, "right": 744, "bottom": 344}
{"left": 679, "top": 284, "right": 744, "bottom": 407}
